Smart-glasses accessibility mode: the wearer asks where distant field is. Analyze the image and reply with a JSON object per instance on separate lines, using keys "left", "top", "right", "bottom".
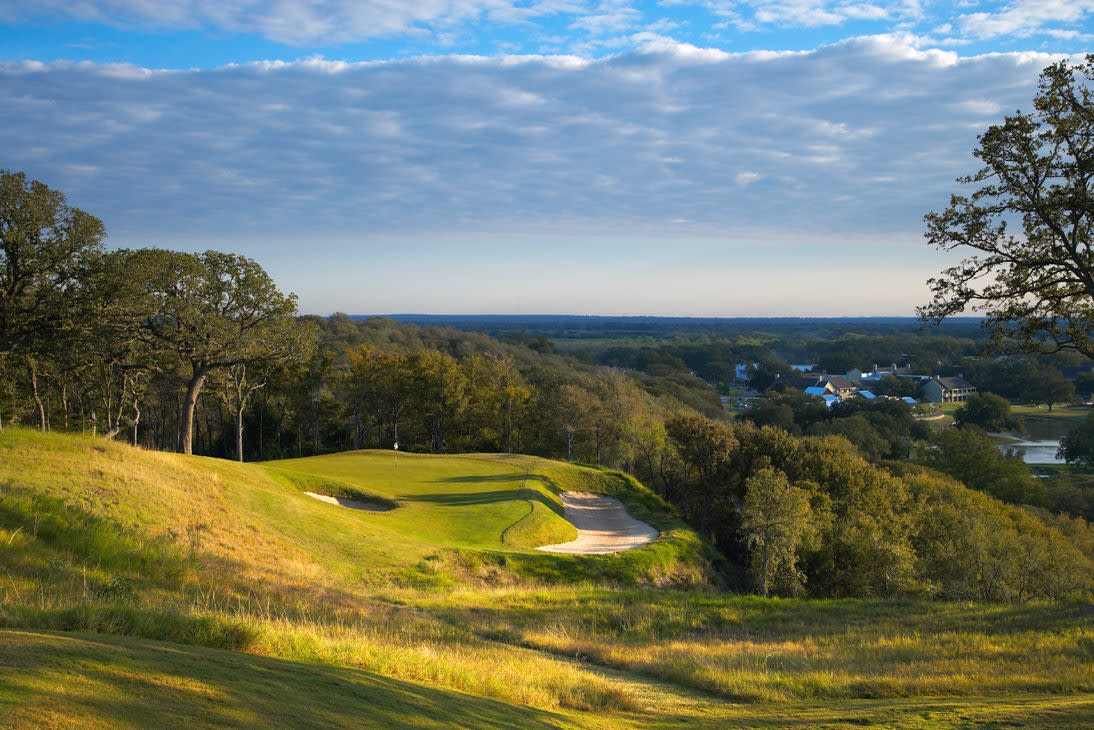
{"left": 2, "top": 428, "right": 1092, "bottom": 728}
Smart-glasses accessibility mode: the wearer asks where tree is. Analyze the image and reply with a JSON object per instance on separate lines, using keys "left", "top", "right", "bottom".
{"left": 135, "top": 249, "right": 310, "bottom": 455}
{"left": 1025, "top": 368, "right": 1076, "bottom": 410}
{"left": 0, "top": 171, "right": 105, "bottom": 431}
{"left": 665, "top": 413, "right": 737, "bottom": 537}
{"left": 0, "top": 170, "right": 106, "bottom": 358}
{"left": 740, "top": 468, "right": 814, "bottom": 597}
{"left": 926, "top": 426, "right": 1046, "bottom": 506}
{"left": 1058, "top": 414, "right": 1094, "bottom": 467}
{"left": 740, "top": 399, "right": 797, "bottom": 434}
{"left": 954, "top": 392, "right": 1022, "bottom": 432}
{"left": 407, "top": 349, "right": 467, "bottom": 453}
{"left": 920, "top": 57, "right": 1094, "bottom": 359}
{"left": 551, "top": 384, "right": 597, "bottom": 461}
{"left": 746, "top": 356, "right": 794, "bottom": 391}
{"left": 808, "top": 414, "right": 891, "bottom": 462}
{"left": 216, "top": 363, "right": 270, "bottom": 461}
{"left": 873, "top": 375, "right": 920, "bottom": 398}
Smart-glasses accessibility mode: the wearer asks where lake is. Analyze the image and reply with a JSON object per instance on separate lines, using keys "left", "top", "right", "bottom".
{"left": 993, "top": 416, "right": 1076, "bottom": 465}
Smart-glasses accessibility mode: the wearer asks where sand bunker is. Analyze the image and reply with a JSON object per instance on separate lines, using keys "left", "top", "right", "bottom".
{"left": 538, "top": 491, "right": 658, "bottom": 554}
{"left": 304, "top": 491, "right": 393, "bottom": 512}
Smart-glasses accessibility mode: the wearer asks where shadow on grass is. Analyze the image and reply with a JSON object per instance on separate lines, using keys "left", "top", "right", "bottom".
{"left": 432, "top": 471, "right": 565, "bottom": 495}
{"left": 0, "top": 630, "right": 576, "bottom": 729}
{"left": 0, "top": 483, "right": 385, "bottom": 626}
{"left": 406, "top": 486, "right": 568, "bottom": 518}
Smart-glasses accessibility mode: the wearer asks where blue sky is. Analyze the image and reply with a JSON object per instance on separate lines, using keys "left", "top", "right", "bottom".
{"left": 1, "top": 2, "right": 1092, "bottom": 315}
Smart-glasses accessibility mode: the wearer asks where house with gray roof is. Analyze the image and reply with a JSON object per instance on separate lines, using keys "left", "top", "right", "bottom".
{"left": 921, "top": 375, "right": 976, "bottom": 403}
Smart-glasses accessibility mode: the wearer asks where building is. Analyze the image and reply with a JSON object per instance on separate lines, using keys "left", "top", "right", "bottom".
{"left": 921, "top": 375, "right": 977, "bottom": 403}
{"left": 734, "top": 363, "right": 758, "bottom": 387}
{"left": 860, "top": 363, "right": 917, "bottom": 381}
{"left": 819, "top": 375, "right": 858, "bottom": 399}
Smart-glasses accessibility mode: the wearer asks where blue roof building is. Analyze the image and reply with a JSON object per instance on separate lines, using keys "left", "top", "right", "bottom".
{"left": 804, "top": 386, "right": 828, "bottom": 397}
{"left": 859, "top": 390, "right": 877, "bottom": 400}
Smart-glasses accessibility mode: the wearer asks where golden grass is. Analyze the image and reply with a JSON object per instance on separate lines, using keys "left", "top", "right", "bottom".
{"left": 2, "top": 427, "right": 1093, "bottom": 728}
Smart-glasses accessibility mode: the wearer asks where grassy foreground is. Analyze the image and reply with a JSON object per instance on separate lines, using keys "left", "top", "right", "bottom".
{"left": 1, "top": 427, "right": 1093, "bottom": 727}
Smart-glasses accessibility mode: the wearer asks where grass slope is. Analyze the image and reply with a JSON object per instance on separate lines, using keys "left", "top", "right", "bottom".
{"left": 0, "top": 630, "right": 582, "bottom": 729}
{"left": 1, "top": 427, "right": 1093, "bottom": 728}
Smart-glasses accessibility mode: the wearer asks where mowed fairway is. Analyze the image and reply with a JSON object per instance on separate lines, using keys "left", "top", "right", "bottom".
{"left": 266, "top": 450, "right": 578, "bottom": 559}
{"left": 2, "top": 428, "right": 1093, "bottom": 729}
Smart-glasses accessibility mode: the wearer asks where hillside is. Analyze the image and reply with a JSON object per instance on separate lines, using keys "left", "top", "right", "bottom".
{"left": 2, "top": 428, "right": 1093, "bottom": 727}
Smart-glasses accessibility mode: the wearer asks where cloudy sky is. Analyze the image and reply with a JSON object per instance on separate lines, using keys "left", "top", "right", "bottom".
{"left": 2, "top": 3, "right": 1091, "bottom": 315}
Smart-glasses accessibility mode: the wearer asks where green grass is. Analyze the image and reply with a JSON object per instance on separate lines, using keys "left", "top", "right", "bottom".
{"left": 267, "top": 450, "right": 581, "bottom": 556}
{"left": 3, "top": 628, "right": 1092, "bottom": 729}
{"left": 2, "top": 427, "right": 1093, "bottom": 728}
{"left": 1012, "top": 404, "right": 1093, "bottom": 420}
{"left": 0, "top": 629, "right": 587, "bottom": 729}
{"left": 412, "top": 588, "right": 1094, "bottom": 702}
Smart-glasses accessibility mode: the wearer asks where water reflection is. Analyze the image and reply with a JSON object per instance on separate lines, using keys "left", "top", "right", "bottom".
{"left": 998, "top": 439, "right": 1064, "bottom": 464}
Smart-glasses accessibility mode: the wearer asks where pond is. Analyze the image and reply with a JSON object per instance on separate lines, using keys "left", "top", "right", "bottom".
{"left": 993, "top": 416, "right": 1077, "bottom": 465}
{"left": 996, "top": 438, "right": 1065, "bottom": 464}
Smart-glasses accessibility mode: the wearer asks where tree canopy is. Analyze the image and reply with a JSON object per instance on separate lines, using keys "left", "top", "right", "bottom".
{"left": 1058, "top": 413, "right": 1094, "bottom": 466}
{"left": 0, "top": 170, "right": 105, "bottom": 357}
{"left": 133, "top": 249, "right": 310, "bottom": 454}
{"left": 954, "top": 392, "right": 1022, "bottom": 432}
{"left": 920, "top": 57, "right": 1094, "bottom": 358}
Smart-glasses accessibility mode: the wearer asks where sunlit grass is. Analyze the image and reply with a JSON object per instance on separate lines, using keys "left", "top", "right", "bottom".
{"left": 2, "top": 427, "right": 1092, "bottom": 727}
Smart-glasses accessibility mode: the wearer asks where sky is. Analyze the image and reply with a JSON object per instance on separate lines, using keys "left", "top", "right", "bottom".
{"left": 1, "top": 2, "right": 1092, "bottom": 316}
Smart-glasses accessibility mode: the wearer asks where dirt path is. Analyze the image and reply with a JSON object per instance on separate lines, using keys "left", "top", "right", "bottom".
{"left": 538, "top": 491, "right": 658, "bottom": 554}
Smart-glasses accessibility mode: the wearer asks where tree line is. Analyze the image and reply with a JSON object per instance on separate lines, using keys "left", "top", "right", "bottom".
{"left": 4, "top": 148, "right": 1093, "bottom": 602}
{"left": 0, "top": 170, "right": 313, "bottom": 456}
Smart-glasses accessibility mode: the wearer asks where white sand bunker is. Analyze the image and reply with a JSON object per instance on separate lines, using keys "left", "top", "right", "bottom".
{"left": 538, "top": 491, "right": 658, "bottom": 554}
{"left": 304, "top": 492, "right": 393, "bottom": 512}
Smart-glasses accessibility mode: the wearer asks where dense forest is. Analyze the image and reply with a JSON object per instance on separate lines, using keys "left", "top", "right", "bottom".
{"left": 2, "top": 168, "right": 1092, "bottom": 601}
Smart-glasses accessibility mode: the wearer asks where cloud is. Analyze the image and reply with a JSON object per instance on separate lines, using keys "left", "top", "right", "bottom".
{"left": 0, "top": 36, "right": 1059, "bottom": 251}
{"left": 666, "top": 0, "right": 1093, "bottom": 45}
{"left": 957, "top": 0, "right": 1094, "bottom": 39}
{"left": 0, "top": 0, "right": 592, "bottom": 45}
{"left": 666, "top": 0, "right": 912, "bottom": 29}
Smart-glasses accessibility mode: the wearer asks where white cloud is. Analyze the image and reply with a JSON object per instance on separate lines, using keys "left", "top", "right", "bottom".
{"left": 0, "top": 36, "right": 1057, "bottom": 249}
{"left": 668, "top": 0, "right": 912, "bottom": 29}
{"left": 957, "top": 0, "right": 1094, "bottom": 39}
{"left": 666, "top": 0, "right": 1093, "bottom": 45}
{"left": 0, "top": 0, "right": 593, "bottom": 45}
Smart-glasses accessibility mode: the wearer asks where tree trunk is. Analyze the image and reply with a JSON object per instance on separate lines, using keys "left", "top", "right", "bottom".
{"left": 29, "top": 364, "right": 46, "bottom": 431}
{"left": 258, "top": 391, "right": 266, "bottom": 460}
{"left": 236, "top": 407, "right": 244, "bottom": 462}
{"left": 132, "top": 397, "right": 141, "bottom": 446}
{"left": 179, "top": 366, "right": 209, "bottom": 455}
{"left": 759, "top": 538, "right": 771, "bottom": 597}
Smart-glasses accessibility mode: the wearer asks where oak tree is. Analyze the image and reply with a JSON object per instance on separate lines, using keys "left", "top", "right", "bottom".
{"left": 921, "top": 57, "right": 1094, "bottom": 357}
{"left": 135, "top": 249, "right": 311, "bottom": 454}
